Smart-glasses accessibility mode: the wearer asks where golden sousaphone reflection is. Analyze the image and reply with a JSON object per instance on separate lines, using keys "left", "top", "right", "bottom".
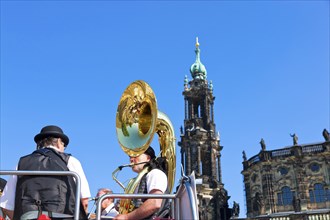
{"left": 114, "top": 80, "right": 176, "bottom": 214}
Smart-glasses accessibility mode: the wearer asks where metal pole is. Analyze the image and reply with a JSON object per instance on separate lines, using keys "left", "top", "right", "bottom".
{"left": 95, "top": 194, "right": 175, "bottom": 220}
{"left": 183, "top": 180, "right": 198, "bottom": 220}
{"left": 0, "top": 170, "right": 81, "bottom": 220}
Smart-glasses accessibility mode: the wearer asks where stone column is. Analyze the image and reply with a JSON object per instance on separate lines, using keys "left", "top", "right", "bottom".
{"left": 184, "top": 98, "right": 188, "bottom": 119}
{"left": 197, "top": 145, "right": 201, "bottom": 175}
{"left": 211, "top": 147, "right": 216, "bottom": 179}
{"left": 187, "top": 146, "right": 191, "bottom": 175}
{"left": 217, "top": 151, "right": 221, "bottom": 183}
{"left": 181, "top": 147, "right": 185, "bottom": 172}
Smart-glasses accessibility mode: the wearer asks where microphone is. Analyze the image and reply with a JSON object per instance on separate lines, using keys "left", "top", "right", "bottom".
{"left": 118, "top": 163, "right": 134, "bottom": 170}
{"left": 118, "top": 161, "right": 149, "bottom": 170}
{"left": 113, "top": 161, "right": 151, "bottom": 190}
{"left": 88, "top": 196, "right": 99, "bottom": 201}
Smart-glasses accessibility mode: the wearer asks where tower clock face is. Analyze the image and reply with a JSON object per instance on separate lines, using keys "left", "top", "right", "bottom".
{"left": 310, "top": 163, "right": 320, "bottom": 172}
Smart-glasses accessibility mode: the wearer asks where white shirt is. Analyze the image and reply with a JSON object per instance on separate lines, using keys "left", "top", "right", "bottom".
{"left": 102, "top": 203, "right": 119, "bottom": 217}
{"left": 145, "top": 169, "right": 167, "bottom": 193}
{"left": 0, "top": 146, "right": 91, "bottom": 211}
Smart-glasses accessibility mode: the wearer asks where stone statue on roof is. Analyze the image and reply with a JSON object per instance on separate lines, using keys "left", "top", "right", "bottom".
{"left": 242, "top": 151, "right": 247, "bottom": 161}
{"left": 290, "top": 133, "right": 298, "bottom": 145}
{"left": 323, "top": 128, "right": 329, "bottom": 141}
{"left": 260, "top": 138, "right": 266, "bottom": 151}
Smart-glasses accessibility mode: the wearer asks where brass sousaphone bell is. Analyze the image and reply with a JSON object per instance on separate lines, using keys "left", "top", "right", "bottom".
{"left": 114, "top": 80, "right": 176, "bottom": 214}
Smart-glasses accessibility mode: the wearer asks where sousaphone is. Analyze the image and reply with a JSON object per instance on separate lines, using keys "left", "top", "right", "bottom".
{"left": 114, "top": 80, "right": 176, "bottom": 214}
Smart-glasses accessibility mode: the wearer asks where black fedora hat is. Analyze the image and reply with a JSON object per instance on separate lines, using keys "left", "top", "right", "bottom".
{"left": 144, "top": 146, "right": 156, "bottom": 159}
{"left": 34, "top": 125, "right": 69, "bottom": 146}
{"left": 0, "top": 177, "right": 7, "bottom": 192}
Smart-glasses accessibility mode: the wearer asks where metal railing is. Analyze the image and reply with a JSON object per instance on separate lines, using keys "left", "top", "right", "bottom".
{"left": 1, "top": 171, "right": 199, "bottom": 220}
{"left": 0, "top": 170, "right": 81, "bottom": 220}
{"left": 302, "top": 144, "right": 324, "bottom": 153}
{"left": 95, "top": 175, "right": 199, "bottom": 220}
{"left": 95, "top": 194, "right": 175, "bottom": 219}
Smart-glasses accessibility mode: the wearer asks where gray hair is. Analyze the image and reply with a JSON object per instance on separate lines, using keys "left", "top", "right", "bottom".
{"left": 98, "top": 188, "right": 113, "bottom": 194}
{"left": 97, "top": 188, "right": 115, "bottom": 203}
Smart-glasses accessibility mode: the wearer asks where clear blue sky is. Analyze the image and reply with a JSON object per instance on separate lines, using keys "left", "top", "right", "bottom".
{"left": 1, "top": 1, "right": 329, "bottom": 217}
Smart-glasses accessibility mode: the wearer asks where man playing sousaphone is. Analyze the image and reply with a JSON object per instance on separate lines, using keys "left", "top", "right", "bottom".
{"left": 114, "top": 80, "right": 175, "bottom": 220}
{"left": 114, "top": 146, "right": 169, "bottom": 220}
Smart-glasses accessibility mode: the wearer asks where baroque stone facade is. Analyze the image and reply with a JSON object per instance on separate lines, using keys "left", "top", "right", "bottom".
{"left": 242, "top": 129, "right": 330, "bottom": 220}
{"left": 178, "top": 39, "right": 234, "bottom": 220}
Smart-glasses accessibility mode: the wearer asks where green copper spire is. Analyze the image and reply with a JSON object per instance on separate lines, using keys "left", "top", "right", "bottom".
{"left": 190, "top": 37, "right": 207, "bottom": 80}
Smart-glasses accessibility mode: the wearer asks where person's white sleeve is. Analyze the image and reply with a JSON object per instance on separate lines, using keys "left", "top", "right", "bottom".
{"left": 0, "top": 170, "right": 18, "bottom": 210}
{"left": 67, "top": 156, "right": 91, "bottom": 199}
{"left": 146, "top": 169, "right": 167, "bottom": 193}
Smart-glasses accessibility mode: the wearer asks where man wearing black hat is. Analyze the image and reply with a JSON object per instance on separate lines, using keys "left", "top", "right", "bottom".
{"left": 114, "top": 146, "right": 168, "bottom": 220}
{"left": 0, "top": 178, "right": 6, "bottom": 197}
{"left": 0, "top": 178, "right": 8, "bottom": 220}
{"left": 0, "top": 125, "right": 91, "bottom": 220}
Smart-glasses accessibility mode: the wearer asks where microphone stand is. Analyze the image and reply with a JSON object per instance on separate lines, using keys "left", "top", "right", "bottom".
{"left": 87, "top": 198, "right": 98, "bottom": 219}
{"left": 112, "top": 161, "right": 150, "bottom": 190}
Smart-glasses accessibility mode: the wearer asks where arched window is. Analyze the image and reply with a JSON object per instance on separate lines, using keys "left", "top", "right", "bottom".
{"left": 253, "top": 192, "right": 262, "bottom": 212}
{"left": 309, "top": 183, "right": 330, "bottom": 203}
{"left": 277, "top": 186, "right": 293, "bottom": 206}
{"left": 279, "top": 167, "right": 288, "bottom": 175}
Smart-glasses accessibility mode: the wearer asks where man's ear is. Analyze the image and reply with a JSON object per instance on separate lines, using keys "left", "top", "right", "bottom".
{"left": 145, "top": 154, "right": 151, "bottom": 161}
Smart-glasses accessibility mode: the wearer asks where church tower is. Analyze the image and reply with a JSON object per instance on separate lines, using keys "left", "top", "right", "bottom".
{"left": 178, "top": 38, "right": 233, "bottom": 220}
